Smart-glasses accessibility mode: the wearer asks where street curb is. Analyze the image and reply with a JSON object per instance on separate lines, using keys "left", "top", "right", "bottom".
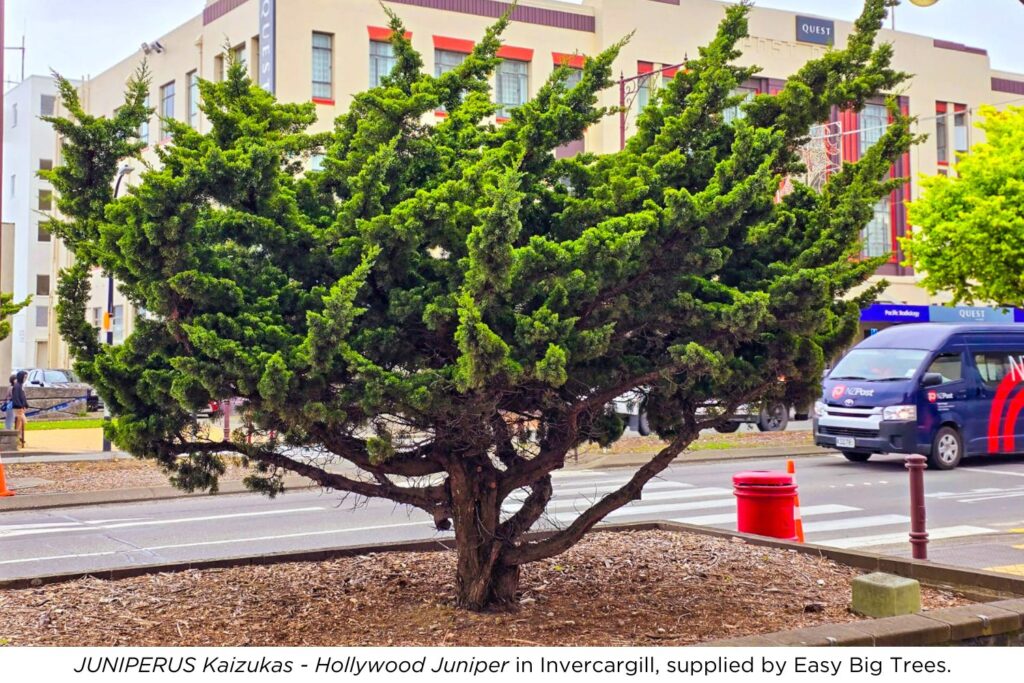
{"left": 0, "top": 476, "right": 316, "bottom": 512}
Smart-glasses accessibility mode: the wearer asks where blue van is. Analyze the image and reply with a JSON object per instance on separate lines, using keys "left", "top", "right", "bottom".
{"left": 813, "top": 324, "right": 1024, "bottom": 469}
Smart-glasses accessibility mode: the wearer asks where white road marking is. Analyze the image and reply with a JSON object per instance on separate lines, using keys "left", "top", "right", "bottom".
{"left": 0, "top": 507, "right": 325, "bottom": 539}
{"left": 803, "top": 514, "right": 910, "bottom": 534}
{"left": 975, "top": 469, "right": 1024, "bottom": 478}
{"left": 543, "top": 497, "right": 736, "bottom": 522}
{"left": 669, "top": 504, "right": 858, "bottom": 527}
{"left": 507, "top": 486, "right": 729, "bottom": 510}
{"left": 0, "top": 520, "right": 436, "bottom": 567}
{"left": 818, "top": 525, "right": 997, "bottom": 549}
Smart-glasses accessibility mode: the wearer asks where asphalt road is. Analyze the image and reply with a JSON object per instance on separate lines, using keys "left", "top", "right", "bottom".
{"left": 2, "top": 451, "right": 1023, "bottom": 581}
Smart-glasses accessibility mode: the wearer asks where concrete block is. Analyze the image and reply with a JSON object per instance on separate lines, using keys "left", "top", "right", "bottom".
{"left": 763, "top": 623, "right": 874, "bottom": 647}
{"left": 0, "top": 429, "right": 18, "bottom": 451}
{"left": 852, "top": 572, "right": 921, "bottom": 618}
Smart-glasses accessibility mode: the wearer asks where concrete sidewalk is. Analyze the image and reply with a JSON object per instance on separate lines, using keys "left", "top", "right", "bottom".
{"left": 1, "top": 427, "right": 106, "bottom": 457}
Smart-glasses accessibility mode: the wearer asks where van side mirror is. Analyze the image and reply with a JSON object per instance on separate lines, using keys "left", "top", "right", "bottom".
{"left": 922, "top": 373, "right": 943, "bottom": 388}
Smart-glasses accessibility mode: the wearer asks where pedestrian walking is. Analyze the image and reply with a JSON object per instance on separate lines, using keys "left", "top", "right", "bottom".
{"left": 2, "top": 374, "right": 14, "bottom": 431}
{"left": 12, "top": 370, "right": 29, "bottom": 448}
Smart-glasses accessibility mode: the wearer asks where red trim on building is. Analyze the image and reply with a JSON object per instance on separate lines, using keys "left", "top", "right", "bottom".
{"left": 387, "top": 0, "right": 595, "bottom": 33}
{"left": 435, "top": 110, "right": 448, "bottom": 118}
{"left": 992, "top": 77, "right": 1024, "bottom": 95}
{"left": 312, "top": 97, "right": 335, "bottom": 106}
{"left": 933, "top": 39, "right": 987, "bottom": 57}
{"left": 662, "top": 65, "right": 679, "bottom": 79}
{"left": 637, "top": 61, "right": 654, "bottom": 75}
{"left": 434, "top": 36, "right": 475, "bottom": 53}
{"left": 935, "top": 102, "right": 947, "bottom": 114}
{"left": 552, "top": 52, "right": 586, "bottom": 69}
{"left": 953, "top": 103, "right": 968, "bottom": 113}
{"left": 203, "top": 0, "right": 249, "bottom": 26}
{"left": 497, "top": 45, "right": 533, "bottom": 61}
{"left": 368, "top": 26, "right": 412, "bottom": 41}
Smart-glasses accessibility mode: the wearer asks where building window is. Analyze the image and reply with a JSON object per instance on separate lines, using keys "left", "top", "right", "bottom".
{"left": 369, "top": 40, "right": 396, "bottom": 88}
{"left": 214, "top": 55, "right": 225, "bottom": 82}
{"left": 233, "top": 43, "right": 247, "bottom": 74}
{"left": 312, "top": 32, "right": 333, "bottom": 99}
{"left": 113, "top": 305, "right": 125, "bottom": 343}
{"left": 187, "top": 71, "right": 199, "bottom": 129}
{"left": 140, "top": 94, "right": 150, "bottom": 145}
{"left": 859, "top": 103, "right": 888, "bottom": 156}
{"left": 39, "top": 159, "right": 53, "bottom": 171}
{"left": 724, "top": 86, "right": 756, "bottom": 124}
{"left": 495, "top": 59, "right": 528, "bottom": 119}
{"left": 35, "top": 306, "right": 48, "bottom": 328}
{"left": 38, "top": 189, "right": 53, "bottom": 211}
{"left": 310, "top": 154, "right": 325, "bottom": 172}
{"left": 935, "top": 104, "right": 948, "bottom": 165}
{"left": 37, "top": 223, "right": 51, "bottom": 242}
{"left": 862, "top": 197, "right": 891, "bottom": 258}
{"left": 36, "top": 275, "right": 50, "bottom": 296}
{"left": 435, "top": 49, "right": 467, "bottom": 78}
{"left": 160, "top": 81, "right": 175, "bottom": 138}
{"left": 636, "top": 62, "right": 653, "bottom": 114}
{"left": 953, "top": 109, "right": 969, "bottom": 153}
{"left": 40, "top": 94, "right": 56, "bottom": 117}
{"left": 563, "top": 67, "right": 583, "bottom": 90}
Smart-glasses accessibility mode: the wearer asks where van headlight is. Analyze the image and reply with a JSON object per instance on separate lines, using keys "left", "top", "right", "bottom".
{"left": 814, "top": 401, "right": 826, "bottom": 417}
{"left": 882, "top": 405, "right": 917, "bottom": 421}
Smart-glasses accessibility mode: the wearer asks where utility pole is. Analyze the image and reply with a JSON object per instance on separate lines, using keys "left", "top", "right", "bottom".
{"left": 101, "top": 165, "right": 132, "bottom": 452}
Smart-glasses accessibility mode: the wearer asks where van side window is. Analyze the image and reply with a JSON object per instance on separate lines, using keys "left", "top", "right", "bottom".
{"left": 926, "top": 354, "right": 962, "bottom": 384}
{"left": 973, "top": 352, "right": 1017, "bottom": 388}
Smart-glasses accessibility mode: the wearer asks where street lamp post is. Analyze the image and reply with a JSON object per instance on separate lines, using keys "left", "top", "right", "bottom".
{"left": 101, "top": 164, "right": 132, "bottom": 452}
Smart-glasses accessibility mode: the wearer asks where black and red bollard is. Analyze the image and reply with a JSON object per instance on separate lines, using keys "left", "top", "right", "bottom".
{"left": 905, "top": 454, "right": 929, "bottom": 560}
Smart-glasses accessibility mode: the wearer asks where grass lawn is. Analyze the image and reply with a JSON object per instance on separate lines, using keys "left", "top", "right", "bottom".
{"left": 25, "top": 418, "right": 107, "bottom": 431}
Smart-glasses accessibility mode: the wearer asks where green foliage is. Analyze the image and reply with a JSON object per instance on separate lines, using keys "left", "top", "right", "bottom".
{"left": 904, "top": 106, "right": 1024, "bottom": 306}
{"left": 47, "top": 1, "right": 910, "bottom": 596}
{"left": 0, "top": 292, "right": 29, "bottom": 342}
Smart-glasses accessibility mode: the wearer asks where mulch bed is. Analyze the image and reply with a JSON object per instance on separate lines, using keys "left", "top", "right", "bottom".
{"left": 0, "top": 530, "right": 970, "bottom": 646}
{"left": 4, "top": 460, "right": 251, "bottom": 495}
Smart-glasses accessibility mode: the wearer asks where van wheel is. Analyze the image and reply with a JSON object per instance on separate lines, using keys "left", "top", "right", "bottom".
{"left": 928, "top": 426, "right": 963, "bottom": 470}
{"left": 757, "top": 402, "right": 789, "bottom": 432}
{"left": 714, "top": 422, "right": 741, "bottom": 434}
{"left": 842, "top": 451, "right": 871, "bottom": 463}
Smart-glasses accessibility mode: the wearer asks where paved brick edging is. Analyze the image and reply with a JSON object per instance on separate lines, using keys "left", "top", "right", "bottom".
{"left": 0, "top": 476, "right": 317, "bottom": 512}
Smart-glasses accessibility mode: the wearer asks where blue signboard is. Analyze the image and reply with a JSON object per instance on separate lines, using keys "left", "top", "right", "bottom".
{"left": 259, "top": 0, "right": 276, "bottom": 94}
{"left": 859, "top": 304, "right": 929, "bottom": 324}
{"left": 860, "top": 304, "right": 1024, "bottom": 325}
{"left": 796, "top": 16, "right": 835, "bottom": 46}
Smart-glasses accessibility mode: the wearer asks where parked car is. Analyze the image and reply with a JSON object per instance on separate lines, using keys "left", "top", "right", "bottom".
{"left": 613, "top": 391, "right": 802, "bottom": 435}
{"left": 20, "top": 368, "right": 103, "bottom": 412}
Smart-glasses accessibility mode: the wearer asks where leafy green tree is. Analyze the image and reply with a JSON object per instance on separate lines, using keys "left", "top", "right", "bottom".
{"left": 0, "top": 292, "right": 29, "bottom": 342}
{"left": 44, "top": 0, "right": 909, "bottom": 610}
{"left": 904, "top": 105, "right": 1024, "bottom": 305}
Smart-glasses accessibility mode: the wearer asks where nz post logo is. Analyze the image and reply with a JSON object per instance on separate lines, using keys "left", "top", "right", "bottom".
{"left": 987, "top": 355, "right": 1024, "bottom": 453}
{"left": 832, "top": 385, "right": 846, "bottom": 400}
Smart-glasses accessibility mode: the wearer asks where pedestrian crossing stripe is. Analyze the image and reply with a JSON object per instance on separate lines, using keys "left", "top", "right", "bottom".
{"left": 669, "top": 504, "right": 857, "bottom": 527}
{"left": 818, "top": 525, "right": 996, "bottom": 549}
{"left": 985, "top": 564, "right": 1024, "bottom": 577}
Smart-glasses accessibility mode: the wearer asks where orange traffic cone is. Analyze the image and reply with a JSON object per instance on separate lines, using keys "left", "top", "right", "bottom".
{"left": 0, "top": 455, "right": 15, "bottom": 497}
{"left": 786, "top": 459, "right": 804, "bottom": 542}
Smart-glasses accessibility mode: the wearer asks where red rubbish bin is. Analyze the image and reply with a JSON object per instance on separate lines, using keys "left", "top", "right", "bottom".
{"left": 733, "top": 470, "right": 797, "bottom": 540}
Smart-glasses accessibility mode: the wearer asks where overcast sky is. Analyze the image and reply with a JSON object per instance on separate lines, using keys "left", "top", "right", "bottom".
{"left": 5, "top": 0, "right": 1024, "bottom": 88}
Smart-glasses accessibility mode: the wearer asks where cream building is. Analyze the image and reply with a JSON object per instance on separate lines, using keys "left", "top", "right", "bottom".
{"left": 47, "top": 0, "right": 1024, "bottom": 365}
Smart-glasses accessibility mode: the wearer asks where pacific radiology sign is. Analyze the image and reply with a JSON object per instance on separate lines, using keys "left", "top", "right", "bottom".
{"left": 795, "top": 16, "right": 835, "bottom": 46}
{"left": 259, "top": 0, "right": 276, "bottom": 93}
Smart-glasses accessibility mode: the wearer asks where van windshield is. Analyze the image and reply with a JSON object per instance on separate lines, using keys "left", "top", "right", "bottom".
{"left": 829, "top": 348, "right": 929, "bottom": 382}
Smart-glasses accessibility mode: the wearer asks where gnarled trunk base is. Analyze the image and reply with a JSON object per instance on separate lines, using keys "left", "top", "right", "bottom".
{"left": 456, "top": 557, "right": 520, "bottom": 611}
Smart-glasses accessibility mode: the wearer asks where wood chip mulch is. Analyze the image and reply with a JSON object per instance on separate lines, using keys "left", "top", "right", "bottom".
{"left": 0, "top": 530, "right": 971, "bottom": 646}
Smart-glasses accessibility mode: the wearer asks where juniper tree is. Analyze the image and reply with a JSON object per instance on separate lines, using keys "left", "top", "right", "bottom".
{"left": 45, "top": 0, "right": 910, "bottom": 610}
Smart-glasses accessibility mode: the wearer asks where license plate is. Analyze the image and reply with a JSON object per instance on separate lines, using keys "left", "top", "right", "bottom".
{"left": 836, "top": 436, "right": 856, "bottom": 449}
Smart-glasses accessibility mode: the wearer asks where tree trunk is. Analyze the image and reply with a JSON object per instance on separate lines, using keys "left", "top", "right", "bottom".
{"left": 448, "top": 458, "right": 520, "bottom": 611}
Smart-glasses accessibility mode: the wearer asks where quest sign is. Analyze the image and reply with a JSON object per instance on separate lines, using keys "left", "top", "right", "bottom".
{"left": 259, "top": 0, "right": 276, "bottom": 93}
{"left": 795, "top": 16, "right": 835, "bottom": 46}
